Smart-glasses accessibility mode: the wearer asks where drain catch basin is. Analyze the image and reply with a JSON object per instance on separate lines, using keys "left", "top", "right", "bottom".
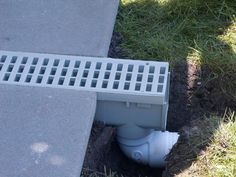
{"left": 0, "top": 50, "right": 178, "bottom": 167}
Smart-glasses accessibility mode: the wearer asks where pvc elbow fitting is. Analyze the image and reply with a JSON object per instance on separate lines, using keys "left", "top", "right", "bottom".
{"left": 117, "top": 131, "right": 179, "bottom": 167}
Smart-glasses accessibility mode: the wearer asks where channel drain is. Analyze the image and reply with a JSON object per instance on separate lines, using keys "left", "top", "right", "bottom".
{"left": 0, "top": 51, "right": 169, "bottom": 104}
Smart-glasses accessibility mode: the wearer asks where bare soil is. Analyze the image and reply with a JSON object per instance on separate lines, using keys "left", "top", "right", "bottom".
{"left": 82, "top": 32, "right": 236, "bottom": 177}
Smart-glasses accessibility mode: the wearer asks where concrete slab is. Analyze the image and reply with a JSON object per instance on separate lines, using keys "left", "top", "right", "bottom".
{"left": 0, "top": 85, "right": 96, "bottom": 177}
{"left": 0, "top": 0, "right": 119, "bottom": 57}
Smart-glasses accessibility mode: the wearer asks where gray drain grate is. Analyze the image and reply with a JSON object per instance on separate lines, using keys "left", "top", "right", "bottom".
{"left": 0, "top": 51, "right": 169, "bottom": 104}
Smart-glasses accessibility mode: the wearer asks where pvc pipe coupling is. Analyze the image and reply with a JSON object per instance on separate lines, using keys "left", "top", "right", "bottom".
{"left": 117, "top": 131, "right": 179, "bottom": 167}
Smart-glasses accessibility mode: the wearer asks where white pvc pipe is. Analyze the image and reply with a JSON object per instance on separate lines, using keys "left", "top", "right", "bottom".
{"left": 117, "top": 131, "right": 179, "bottom": 167}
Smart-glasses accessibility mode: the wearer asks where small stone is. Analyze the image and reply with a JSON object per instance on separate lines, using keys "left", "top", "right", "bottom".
{"left": 197, "top": 82, "right": 201, "bottom": 86}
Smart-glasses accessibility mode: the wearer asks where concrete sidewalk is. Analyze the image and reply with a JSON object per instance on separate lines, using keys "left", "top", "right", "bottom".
{"left": 0, "top": 0, "right": 119, "bottom": 176}
{"left": 0, "top": 86, "right": 97, "bottom": 177}
{"left": 0, "top": 0, "right": 119, "bottom": 57}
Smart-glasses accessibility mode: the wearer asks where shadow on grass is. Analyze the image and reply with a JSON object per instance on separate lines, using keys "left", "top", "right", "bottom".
{"left": 108, "top": 0, "right": 236, "bottom": 176}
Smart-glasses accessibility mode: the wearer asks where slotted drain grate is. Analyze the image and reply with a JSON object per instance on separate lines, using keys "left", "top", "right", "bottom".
{"left": 0, "top": 51, "right": 169, "bottom": 104}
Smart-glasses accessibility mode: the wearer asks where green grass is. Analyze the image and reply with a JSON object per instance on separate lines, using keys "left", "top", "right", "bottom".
{"left": 175, "top": 112, "right": 236, "bottom": 177}
{"left": 116, "top": 0, "right": 236, "bottom": 97}
{"left": 116, "top": 0, "right": 235, "bottom": 64}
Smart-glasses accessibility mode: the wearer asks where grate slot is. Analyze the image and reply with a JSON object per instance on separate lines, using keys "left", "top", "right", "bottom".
{"left": 14, "top": 74, "right": 21, "bottom": 82}
{"left": 157, "top": 85, "right": 163, "bottom": 93}
{"left": 115, "top": 72, "right": 121, "bottom": 80}
{"left": 36, "top": 76, "right": 43, "bottom": 84}
{"left": 3, "top": 73, "right": 10, "bottom": 81}
{"left": 47, "top": 76, "right": 54, "bottom": 85}
{"left": 72, "top": 69, "right": 78, "bottom": 77}
{"left": 29, "top": 66, "right": 36, "bottom": 74}
{"left": 127, "top": 64, "right": 133, "bottom": 72}
{"left": 102, "top": 80, "right": 108, "bottom": 88}
{"left": 135, "top": 83, "right": 141, "bottom": 91}
{"left": 124, "top": 82, "right": 130, "bottom": 90}
{"left": 25, "top": 75, "right": 32, "bottom": 83}
{"left": 63, "top": 60, "right": 70, "bottom": 67}
{"left": 58, "top": 77, "right": 65, "bottom": 85}
{"left": 91, "top": 80, "right": 97, "bottom": 88}
{"left": 21, "top": 57, "right": 28, "bottom": 64}
{"left": 50, "top": 68, "right": 57, "bottom": 76}
{"left": 146, "top": 84, "right": 152, "bottom": 92}
{"left": 10, "top": 56, "right": 17, "bottom": 64}
{"left": 93, "top": 71, "right": 100, "bottom": 79}
{"left": 43, "top": 58, "right": 49, "bottom": 66}
{"left": 96, "top": 62, "right": 102, "bottom": 70}
{"left": 7, "top": 65, "right": 14, "bottom": 72}
{"left": 149, "top": 66, "right": 155, "bottom": 74}
{"left": 53, "top": 59, "right": 60, "bottom": 67}
{"left": 138, "top": 65, "right": 144, "bottom": 73}
{"left": 74, "top": 60, "right": 80, "bottom": 68}
{"left": 0, "top": 55, "right": 7, "bottom": 63}
{"left": 160, "top": 67, "right": 166, "bottom": 75}
{"left": 80, "top": 79, "right": 86, "bottom": 87}
{"left": 69, "top": 78, "right": 76, "bottom": 86}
